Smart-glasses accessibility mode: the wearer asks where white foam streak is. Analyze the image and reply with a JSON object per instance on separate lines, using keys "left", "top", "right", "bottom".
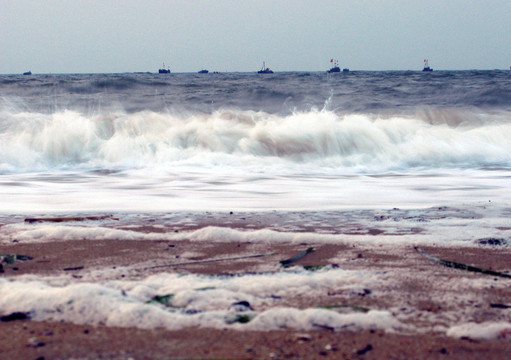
{"left": 0, "top": 223, "right": 166, "bottom": 243}
{"left": 447, "top": 322, "right": 511, "bottom": 340}
{"left": 0, "top": 223, "right": 345, "bottom": 244}
{"left": 3, "top": 209, "right": 506, "bottom": 246}
{"left": 0, "top": 269, "right": 402, "bottom": 332}
{"left": 249, "top": 308, "right": 400, "bottom": 331}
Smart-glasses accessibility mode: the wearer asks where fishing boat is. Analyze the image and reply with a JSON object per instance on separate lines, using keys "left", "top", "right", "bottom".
{"left": 158, "top": 63, "right": 171, "bottom": 74}
{"left": 198, "top": 69, "right": 209, "bottom": 74}
{"left": 422, "top": 59, "right": 433, "bottom": 72}
{"left": 23, "top": 71, "right": 32, "bottom": 75}
{"left": 327, "top": 59, "right": 340, "bottom": 73}
{"left": 257, "top": 62, "right": 274, "bottom": 74}
{"left": 328, "top": 59, "right": 348, "bottom": 73}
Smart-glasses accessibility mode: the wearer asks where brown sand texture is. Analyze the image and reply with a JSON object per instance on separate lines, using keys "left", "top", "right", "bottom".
{"left": 1, "top": 211, "right": 511, "bottom": 359}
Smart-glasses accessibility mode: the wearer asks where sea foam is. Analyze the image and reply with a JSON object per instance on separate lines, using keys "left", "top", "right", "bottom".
{"left": 1, "top": 108, "right": 510, "bottom": 172}
{"left": 0, "top": 269, "right": 403, "bottom": 332}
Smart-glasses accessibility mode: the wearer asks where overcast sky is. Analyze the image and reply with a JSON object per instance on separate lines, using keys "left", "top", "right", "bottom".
{"left": 1, "top": 0, "right": 510, "bottom": 74}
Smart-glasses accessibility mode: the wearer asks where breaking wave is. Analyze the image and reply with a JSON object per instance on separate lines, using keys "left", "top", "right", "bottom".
{"left": 1, "top": 107, "right": 511, "bottom": 173}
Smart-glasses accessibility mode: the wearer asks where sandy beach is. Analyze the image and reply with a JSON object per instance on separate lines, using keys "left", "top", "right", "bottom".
{"left": 1, "top": 214, "right": 511, "bottom": 359}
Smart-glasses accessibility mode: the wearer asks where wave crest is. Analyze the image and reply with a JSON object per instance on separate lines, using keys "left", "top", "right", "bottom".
{"left": 1, "top": 108, "right": 510, "bottom": 171}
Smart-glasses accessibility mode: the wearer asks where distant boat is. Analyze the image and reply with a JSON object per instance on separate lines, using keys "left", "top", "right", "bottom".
{"left": 158, "top": 63, "right": 171, "bottom": 74}
{"left": 23, "top": 71, "right": 32, "bottom": 75}
{"left": 327, "top": 59, "right": 348, "bottom": 73}
{"left": 257, "top": 62, "right": 274, "bottom": 74}
{"left": 198, "top": 69, "right": 209, "bottom": 74}
{"left": 327, "top": 59, "right": 340, "bottom": 73}
{"left": 423, "top": 59, "right": 433, "bottom": 72}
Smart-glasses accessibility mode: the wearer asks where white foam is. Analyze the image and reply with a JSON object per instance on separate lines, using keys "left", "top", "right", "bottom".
{"left": 0, "top": 223, "right": 167, "bottom": 243}
{"left": 0, "top": 222, "right": 452, "bottom": 246}
{"left": 0, "top": 269, "right": 403, "bottom": 332}
{"left": 1, "top": 109, "right": 511, "bottom": 171}
{"left": 1, "top": 108, "right": 511, "bottom": 211}
{"left": 245, "top": 308, "right": 401, "bottom": 331}
{"left": 447, "top": 322, "right": 511, "bottom": 340}
{"left": 2, "top": 202, "right": 510, "bottom": 247}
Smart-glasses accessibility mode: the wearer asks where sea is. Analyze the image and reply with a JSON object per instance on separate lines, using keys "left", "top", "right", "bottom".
{"left": 1, "top": 70, "right": 511, "bottom": 336}
{"left": 1, "top": 70, "right": 511, "bottom": 211}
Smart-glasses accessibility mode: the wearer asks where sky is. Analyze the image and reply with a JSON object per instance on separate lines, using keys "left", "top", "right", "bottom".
{"left": 1, "top": 0, "right": 510, "bottom": 74}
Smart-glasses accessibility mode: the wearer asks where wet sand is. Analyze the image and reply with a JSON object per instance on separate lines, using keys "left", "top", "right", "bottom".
{"left": 2, "top": 320, "right": 511, "bottom": 360}
{"left": 1, "top": 232, "right": 511, "bottom": 359}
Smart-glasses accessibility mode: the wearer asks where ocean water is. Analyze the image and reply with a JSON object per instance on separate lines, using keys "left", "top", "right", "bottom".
{"left": 1, "top": 70, "right": 511, "bottom": 212}
{"left": 1, "top": 71, "right": 511, "bottom": 337}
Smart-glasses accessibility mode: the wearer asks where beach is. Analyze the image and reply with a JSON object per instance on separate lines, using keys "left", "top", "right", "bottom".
{"left": 1, "top": 71, "right": 511, "bottom": 358}
{"left": 1, "top": 209, "right": 511, "bottom": 359}
{"left": 3, "top": 319, "right": 511, "bottom": 359}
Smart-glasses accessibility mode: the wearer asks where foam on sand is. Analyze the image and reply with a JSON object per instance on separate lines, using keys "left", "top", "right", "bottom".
{"left": 2, "top": 202, "right": 510, "bottom": 247}
{"left": 447, "top": 322, "right": 511, "bottom": 340}
{"left": 0, "top": 269, "right": 403, "bottom": 332}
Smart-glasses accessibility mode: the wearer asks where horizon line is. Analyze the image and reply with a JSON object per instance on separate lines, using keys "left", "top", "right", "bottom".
{"left": 2, "top": 68, "right": 510, "bottom": 76}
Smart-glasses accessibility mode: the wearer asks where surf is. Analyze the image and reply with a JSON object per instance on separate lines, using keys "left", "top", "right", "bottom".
{"left": 1, "top": 107, "right": 510, "bottom": 173}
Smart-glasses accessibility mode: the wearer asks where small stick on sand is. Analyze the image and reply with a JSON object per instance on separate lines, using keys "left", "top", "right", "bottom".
{"left": 415, "top": 246, "right": 511, "bottom": 279}
{"left": 141, "top": 252, "right": 275, "bottom": 270}
{"left": 280, "top": 247, "right": 315, "bottom": 267}
{"left": 24, "top": 215, "right": 118, "bottom": 223}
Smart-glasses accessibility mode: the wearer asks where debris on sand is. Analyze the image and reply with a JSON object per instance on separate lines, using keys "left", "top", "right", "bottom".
{"left": 24, "top": 215, "right": 118, "bottom": 223}
{"left": 0, "top": 254, "right": 33, "bottom": 264}
{"left": 142, "top": 252, "right": 275, "bottom": 270}
{"left": 280, "top": 247, "right": 314, "bottom": 268}
{"left": 415, "top": 247, "right": 511, "bottom": 279}
{"left": 0, "top": 312, "right": 31, "bottom": 322}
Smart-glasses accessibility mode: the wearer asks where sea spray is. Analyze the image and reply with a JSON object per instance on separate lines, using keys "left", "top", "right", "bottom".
{"left": 1, "top": 108, "right": 510, "bottom": 172}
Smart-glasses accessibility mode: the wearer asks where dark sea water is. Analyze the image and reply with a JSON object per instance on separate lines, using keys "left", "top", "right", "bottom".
{"left": 3, "top": 70, "right": 511, "bottom": 114}
{"left": 1, "top": 70, "right": 511, "bottom": 211}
